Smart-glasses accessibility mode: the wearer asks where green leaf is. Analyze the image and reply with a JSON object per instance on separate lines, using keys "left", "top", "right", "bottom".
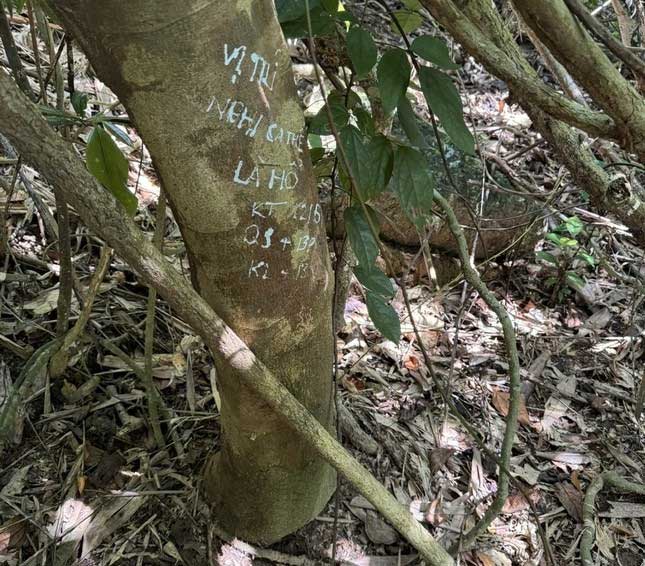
{"left": 402, "top": 0, "right": 423, "bottom": 8}
{"left": 344, "top": 205, "right": 379, "bottom": 267}
{"left": 321, "top": 0, "right": 339, "bottom": 12}
{"left": 377, "top": 48, "right": 411, "bottom": 116}
{"left": 397, "top": 96, "right": 427, "bottom": 150}
{"left": 310, "top": 147, "right": 325, "bottom": 163}
{"left": 564, "top": 215, "right": 584, "bottom": 236}
{"left": 354, "top": 264, "right": 394, "bottom": 299}
{"left": 340, "top": 127, "right": 393, "bottom": 201}
{"left": 340, "top": 126, "right": 370, "bottom": 199}
{"left": 86, "top": 127, "right": 137, "bottom": 216}
{"left": 391, "top": 145, "right": 435, "bottom": 218}
{"left": 281, "top": 6, "right": 335, "bottom": 38}
{"left": 309, "top": 133, "right": 323, "bottom": 148}
{"left": 276, "top": 0, "right": 320, "bottom": 22}
{"left": 536, "top": 251, "right": 558, "bottom": 265}
{"left": 39, "top": 105, "right": 81, "bottom": 127}
{"left": 546, "top": 232, "right": 563, "bottom": 246}
{"left": 418, "top": 66, "right": 475, "bottom": 155}
{"left": 104, "top": 121, "right": 134, "bottom": 147}
{"left": 71, "top": 91, "right": 88, "bottom": 116}
{"left": 346, "top": 26, "right": 377, "bottom": 78}
{"left": 391, "top": 10, "right": 423, "bottom": 34}
{"left": 11, "top": 0, "right": 26, "bottom": 12}
{"left": 366, "top": 135, "right": 394, "bottom": 198}
{"left": 545, "top": 276, "right": 558, "bottom": 288}
{"left": 565, "top": 272, "right": 586, "bottom": 291}
{"left": 354, "top": 106, "right": 376, "bottom": 137}
{"left": 577, "top": 251, "right": 596, "bottom": 267}
{"left": 411, "top": 36, "right": 459, "bottom": 70}
{"left": 366, "top": 292, "right": 400, "bottom": 343}
{"left": 309, "top": 93, "right": 350, "bottom": 135}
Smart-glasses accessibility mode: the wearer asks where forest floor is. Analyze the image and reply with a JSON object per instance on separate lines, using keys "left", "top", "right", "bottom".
{"left": 1, "top": 1, "right": 645, "bottom": 565}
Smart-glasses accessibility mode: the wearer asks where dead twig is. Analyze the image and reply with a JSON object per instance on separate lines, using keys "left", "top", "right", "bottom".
{"left": 143, "top": 190, "right": 166, "bottom": 448}
{"left": 49, "top": 246, "right": 112, "bottom": 377}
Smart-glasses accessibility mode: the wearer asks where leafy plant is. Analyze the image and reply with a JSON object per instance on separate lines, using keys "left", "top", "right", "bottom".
{"left": 85, "top": 126, "right": 137, "bottom": 216}
{"left": 276, "top": 0, "right": 346, "bottom": 38}
{"left": 38, "top": 91, "right": 136, "bottom": 214}
{"left": 290, "top": 0, "right": 475, "bottom": 343}
{"left": 537, "top": 215, "right": 595, "bottom": 302}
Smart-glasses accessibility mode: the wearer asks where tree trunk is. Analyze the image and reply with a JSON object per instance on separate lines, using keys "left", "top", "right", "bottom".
{"left": 50, "top": 0, "right": 335, "bottom": 543}
{"left": 511, "top": 0, "right": 645, "bottom": 160}
{"left": 422, "top": 0, "right": 645, "bottom": 248}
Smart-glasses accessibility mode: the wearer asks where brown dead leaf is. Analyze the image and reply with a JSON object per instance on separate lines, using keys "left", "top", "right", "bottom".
{"left": 477, "top": 548, "right": 512, "bottom": 566}
{"left": 555, "top": 482, "right": 583, "bottom": 522}
{"left": 77, "top": 476, "right": 86, "bottom": 496}
{"left": 0, "top": 518, "right": 25, "bottom": 553}
{"left": 501, "top": 489, "right": 539, "bottom": 514}
{"left": 491, "top": 389, "right": 534, "bottom": 428}
{"left": 403, "top": 354, "right": 420, "bottom": 371}
{"left": 600, "top": 502, "right": 645, "bottom": 518}
{"left": 429, "top": 447, "right": 454, "bottom": 473}
{"left": 541, "top": 375, "right": 576, "bottom": 434}
{"left": 341, "top": 375, "right": 365, "bottom": 393}
{"left": 564, "top": 311, "right": 583, "bottom": 329}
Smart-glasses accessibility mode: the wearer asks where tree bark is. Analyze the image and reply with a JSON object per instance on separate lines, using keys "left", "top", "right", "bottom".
{"left": 422, "top": 0, "right": 645, "bottom": 247}
{"left": 49, "top": 0, "right": 336, "bottom": 542}
{"left": 511, "top": 0, "right": 645, "bottom": 160}
{"left": 420, "top": 0, "right": 617, "bottom": 141}
{"left": 0, "top": 0, "right": 35, "bottom": 98}
{"left": 0, "top": 61, "right": 454, "bottom": 566}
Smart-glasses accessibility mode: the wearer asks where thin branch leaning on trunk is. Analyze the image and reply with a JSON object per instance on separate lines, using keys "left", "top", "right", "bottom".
{"left": 0, "top": 59, "right": 455, "bottom": 566}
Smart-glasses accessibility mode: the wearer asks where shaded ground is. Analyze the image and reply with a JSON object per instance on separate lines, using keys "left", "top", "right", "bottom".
{"left": 1, "top": 1, "right": 645, "bottom": 565}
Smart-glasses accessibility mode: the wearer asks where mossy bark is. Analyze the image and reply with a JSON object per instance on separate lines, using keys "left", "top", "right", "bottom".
{"left": 49, "top": 0, "right": 335, "bottom": 542}
{"left": 423, "top": 0, "right": 645, "bottom": 248}
{"left": 511, "top": 0, "right": 645, "bottom": 161}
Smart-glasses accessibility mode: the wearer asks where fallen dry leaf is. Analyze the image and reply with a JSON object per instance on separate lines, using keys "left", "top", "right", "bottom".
{"left": 476, "top": 548, "right": 512, "bottom": 566}
{"left": 429, "top": 447, "right": 454, "bottom": 473}
{"left": 364, "top": 510, "right": 398, "bottom": 545}
{"left": 541, "top": 375, "right": 576, "bottom": 434}
{"left": 555, "top": 482, "right": 583, "bottom": 522}
{"left": 491, "top": 388, "right": 534, "bottom": 428}
{"left": 502, "top": 489, "right": 539, "bottom": 514}
{"left": 0, "top": 518, "right": 25, "bottom": 553}
{"left": 403, "top": 354, "right": 420, "bottom": 371}
{"left": 47, "top": 499, "right": 93, "bottom": 544}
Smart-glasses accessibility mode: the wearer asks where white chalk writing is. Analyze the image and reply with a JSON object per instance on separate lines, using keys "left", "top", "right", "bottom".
{"left": 208, "top": 43, "right": 321, "bottom": 283}
{"left": 206, "top": 96, "right": 304, "bottom": 148}
{"left": 233, "top": 160, "right": 299, "bottom": 191}
{"left": 223, "top": 44, "right": 278, "bottom": 90}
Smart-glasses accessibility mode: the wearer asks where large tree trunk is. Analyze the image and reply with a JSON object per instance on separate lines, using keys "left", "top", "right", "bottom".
{"left": 0, "top": 63, "right": 454, "bottom": 566}
{"left": 50, "top": 0, "right": 335, "bottom": 543}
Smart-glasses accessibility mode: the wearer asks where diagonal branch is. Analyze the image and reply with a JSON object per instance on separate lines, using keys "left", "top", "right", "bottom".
{"left": 563, "top": 0, "right": 645, "bottom": 79}
{"left": 420, "top": 0, "right": 615, "bottom": 139}
{"left": 511, "top": 0, "right": 645, "bottom": 159}
{"left": 424, "top": 0, "right": 645, "bottom": 247}
{"left": 0, "top": 68, "right": 454, "bottom": 566}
